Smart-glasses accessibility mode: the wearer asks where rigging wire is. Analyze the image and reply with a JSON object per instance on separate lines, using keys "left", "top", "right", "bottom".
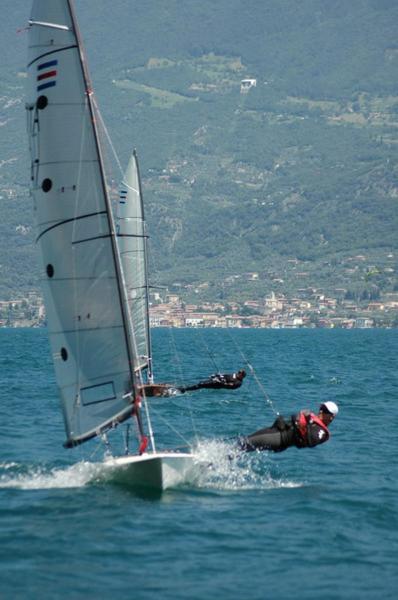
{"left": 89, "top": 441, "right": 106, "bottom": 462}
{"left": 146, "top": 245, "right": 199, "bottom": 443}
{"left": 199, "top": 165, "right": 281, "bottom": 419}
{"left": 92, "top": 96, "right": 124, "bottom": 178}
{"left": 148, "top": 402, "right": 193, "bottom": 448}
{"left": 93, "top": 105, "right": 195, "bottom": 450}
{"left": 185, "top": 312, "right": 279, "bottom": 418}
{"left": 90, "top": 89, "right": 280, "bottom": 447}
{"left": 92, "top": 99, "right": 160, "bottom": 452}
{"left": 171, "top": 327, "right": 199, "bottom": 443}
{"left": 225, "top": 327, "right": 279, "bottom": 416}
{"left": 196, "top": 327, "right": 220, "bottom": 374}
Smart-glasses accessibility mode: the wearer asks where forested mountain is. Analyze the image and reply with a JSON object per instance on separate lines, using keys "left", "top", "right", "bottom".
{"left": 1, "top": 0, "right": 397, "bottom": 302}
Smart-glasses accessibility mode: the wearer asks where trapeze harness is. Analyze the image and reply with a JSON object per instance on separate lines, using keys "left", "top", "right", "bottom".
{"left": 240, "top": 411, "right": 330, "bottom": 453}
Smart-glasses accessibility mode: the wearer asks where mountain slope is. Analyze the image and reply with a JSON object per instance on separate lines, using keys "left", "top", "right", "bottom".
{"left": 1, "top": 0, "right": 397, "bottom": 301}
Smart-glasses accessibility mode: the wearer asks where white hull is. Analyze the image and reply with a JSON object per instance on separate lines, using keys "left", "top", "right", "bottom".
{"left": 103, "top": 452, "right": 195, "bottom": 491}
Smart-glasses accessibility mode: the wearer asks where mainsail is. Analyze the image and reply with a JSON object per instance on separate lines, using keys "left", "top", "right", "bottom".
{"left": 117, "top": 151, "right": 153, "bottom": 382}
{"left": 26, "top": 0, "right": 138, "bottom": 447}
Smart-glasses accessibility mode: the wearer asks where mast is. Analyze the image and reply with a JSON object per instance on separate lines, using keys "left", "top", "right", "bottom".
{"left": 66, "top": 0, "right": 136, "bottom": 385}
{"left": 134, "top": 150, "right": 153, "bottom": 383}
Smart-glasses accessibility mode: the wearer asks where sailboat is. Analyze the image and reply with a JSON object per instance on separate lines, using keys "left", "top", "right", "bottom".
{"left": 25, "top": 0, "right": 194, "bottom": 490}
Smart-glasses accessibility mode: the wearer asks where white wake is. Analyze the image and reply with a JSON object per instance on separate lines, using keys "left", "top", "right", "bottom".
{"left": 0, "top": 461, "right": 103, "bottom": 490}
{"left": 188, "top": 439, "right": 302, "bottom": 491}
{"left": 0, "top": 441, "right": 302, "bottom": 493}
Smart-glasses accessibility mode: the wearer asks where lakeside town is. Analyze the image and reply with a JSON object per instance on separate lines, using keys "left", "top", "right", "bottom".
{"left": 1, "top": 285, "right": 398, "bottom": 329}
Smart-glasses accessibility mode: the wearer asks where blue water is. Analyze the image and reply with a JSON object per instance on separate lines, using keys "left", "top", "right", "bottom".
{"left": 0, "top": 328, "right": 397, "bottom": 599}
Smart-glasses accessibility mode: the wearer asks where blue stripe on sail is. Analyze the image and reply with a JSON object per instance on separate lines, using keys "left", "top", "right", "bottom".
{"left": 37, "top": 81, "right": 56, "bottom": 92}
{"left": 38, "top": 59, "right": 58, "bottom": 70}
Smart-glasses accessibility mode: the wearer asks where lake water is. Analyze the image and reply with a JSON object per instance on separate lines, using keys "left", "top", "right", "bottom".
{"left": 0, "top": 327, "right": 397, "bottom": 599}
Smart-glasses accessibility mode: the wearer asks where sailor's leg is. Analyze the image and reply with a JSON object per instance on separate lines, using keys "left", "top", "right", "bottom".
{"left": 239, "top": 426, "right": 296, "bottom": 452}
{"left": 178, "top": 384, "right": 202, "bottom": 392}
{"left": 201, "top": 382, "right": 224, "bottom": 389}
{"left": 181, "top": 381, "right": 223, "bottom": 390}
{"left": 239, "top": 427, "right": 283, "bottom": 452}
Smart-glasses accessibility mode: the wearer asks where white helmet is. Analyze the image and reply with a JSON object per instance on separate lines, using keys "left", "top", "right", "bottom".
{"left": 320, "top": 401, "right": 339, "bottom": 416}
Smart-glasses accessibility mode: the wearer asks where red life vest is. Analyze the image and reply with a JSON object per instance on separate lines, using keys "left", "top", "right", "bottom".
{"left": 296, "top": 411, "right": 330, "bottom": 446}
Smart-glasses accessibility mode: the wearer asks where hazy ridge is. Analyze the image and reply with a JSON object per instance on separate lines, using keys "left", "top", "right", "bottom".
{"left": 1, "top": 0, "right": 397, "bottom": 302}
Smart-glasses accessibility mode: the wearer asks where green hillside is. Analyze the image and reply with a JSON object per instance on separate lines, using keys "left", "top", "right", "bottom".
{"left": 1, "top": 0, "right": 397, "bottom": 302}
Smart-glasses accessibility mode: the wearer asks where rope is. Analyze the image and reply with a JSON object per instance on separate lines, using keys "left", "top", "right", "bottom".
{"left": 196, "top": 327, "right": 220, "bottom": 373}
{"left": 165, "top": 326, "right": 199, "bottom": 442}
{"left": 92, "top": 96, "right": 124, "bottom": 178}
{"left": 145, "top": 227, "right": 199, "bottom": 442}
{"left": 148, "top": 403, "right": 193, "bottom": 448}
{"left": 91, "top": 104, "right": 160, "bottom": 453}
{"left": 198, "top": 173, "right": 280, "bottom": 419}
{"left": 167, "top": 326, "right": 185, "bottom": 386}
{"left": 89, "top": 439, "right": 107, "bottom": 461}
{"left": 225, "top": 328, "right": 279, "bottom": 417}
{"left": 124, "top": 424, "right": 131, "bottom": 455}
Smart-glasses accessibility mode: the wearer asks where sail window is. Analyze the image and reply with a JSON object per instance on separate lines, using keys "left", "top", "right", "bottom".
{"left": 46, "top": 264, "right": 54, "bottom": 278}
{"left": 80, "top": 382, "right": 116, "bottom": 406}
{"left": 42, "top": 178, "right": 52, "bottom": 192}
{"left": 60, "top": 347, "right": 68, "bottom": 361}
{"left": 36, "top": 95, "right": 48, "bottom": 110}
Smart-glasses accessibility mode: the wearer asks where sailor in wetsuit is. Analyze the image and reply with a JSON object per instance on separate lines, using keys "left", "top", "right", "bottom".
{"left": 239, "top": 401, "right": 338, "bottom": 452}
{"left": 179, "top": 369, "right": 246, "bottom": 392}
{"left": 139, "top": 369, "right": 247, "bottom": 398}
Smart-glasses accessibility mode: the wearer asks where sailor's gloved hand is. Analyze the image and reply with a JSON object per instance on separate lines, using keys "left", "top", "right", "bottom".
{"left": 274, "top": 415, "right": 287, "bottom": 431}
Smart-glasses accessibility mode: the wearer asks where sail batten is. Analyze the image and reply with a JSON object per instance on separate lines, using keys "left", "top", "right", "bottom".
{"left": 36, "top": 211, "right": 108, "bottom": 242}
{"left": 27, "top": 0, "right": 137, "bottom": 445}
{"left": 29, "top": 19, "right": 71, "bottom": 31}
{"left": 28, "top": 45, "right": 78, "bottom": 69}
{"left": 32, "top": 160, "right": 99, "bottom": 167}
{"left": 71, "top": 234, "right": 113, "bottom": 245}
{"left": 47, "top": 325, "right": 124, "bottom": 336}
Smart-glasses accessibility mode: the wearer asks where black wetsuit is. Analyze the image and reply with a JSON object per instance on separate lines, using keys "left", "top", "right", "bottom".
{"left": 179, "top": 372, "right": 245, "bottom": 392}
{"left": 239, "top": 412, "right": 330, "bottom": 453}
